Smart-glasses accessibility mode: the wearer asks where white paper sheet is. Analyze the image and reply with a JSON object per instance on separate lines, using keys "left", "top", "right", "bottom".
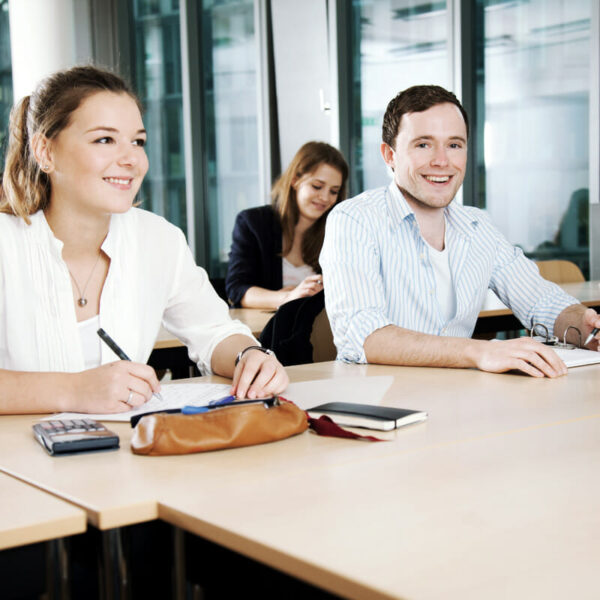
{"left": 47, "top": 382, "right": 232, "bottom": 422}
{"left": 46, "top": 375, "right": 396, "bottom": 422}
{"left": 553, "top": 347, "right": 600, "bottom": 368}
{"left": 530, "top": 336, "right": 600, "bottom": 368}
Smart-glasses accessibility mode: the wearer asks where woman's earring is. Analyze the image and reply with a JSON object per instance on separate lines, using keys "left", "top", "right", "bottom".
{"left": 41, "top": 164, "right": 50, "bottom": 172}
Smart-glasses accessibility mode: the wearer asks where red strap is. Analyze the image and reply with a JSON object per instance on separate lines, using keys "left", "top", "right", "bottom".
{"left": 278, "top": 396, "right": 387, "bottom": 442}
{"left": 307, "top": 415, "right": 386, "bottom": 442}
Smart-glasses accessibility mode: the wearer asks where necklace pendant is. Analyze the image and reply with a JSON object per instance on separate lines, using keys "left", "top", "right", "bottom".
{"left": 78, "top": 298, "right": 88, "bottom": 307}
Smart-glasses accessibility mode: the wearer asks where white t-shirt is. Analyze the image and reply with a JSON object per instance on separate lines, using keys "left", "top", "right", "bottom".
{"left": 0, "top": 208, "right": 254, "bottom": 375}
{"left": 282, "top": 257, "right": 315, "bottom": 288}
{"left": 424, "top": 236, "right": 456, "bottom": 324}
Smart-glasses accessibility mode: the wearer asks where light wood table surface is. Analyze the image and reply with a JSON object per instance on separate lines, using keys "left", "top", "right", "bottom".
{"left": 1, "top": 361, "right": 600, "bottom": 598}
{"left": 0, "top": 471, "right": 86, "bottom": 550}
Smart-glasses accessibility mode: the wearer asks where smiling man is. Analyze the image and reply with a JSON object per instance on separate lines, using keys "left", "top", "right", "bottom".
{"left": 320, "top": 85, "right": 600, "bottom": 377}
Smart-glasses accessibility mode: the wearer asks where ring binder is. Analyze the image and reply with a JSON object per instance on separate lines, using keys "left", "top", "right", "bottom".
{"left": 530, "top": 323, "right": 581, "bottom": 350}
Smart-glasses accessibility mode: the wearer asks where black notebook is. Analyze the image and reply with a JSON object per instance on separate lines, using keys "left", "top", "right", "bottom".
{"left": 307, "top": 402, "right": 427, "bottom": 431}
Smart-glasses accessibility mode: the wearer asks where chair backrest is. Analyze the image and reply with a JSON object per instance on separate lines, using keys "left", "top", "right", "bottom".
{"left": 535, "top": 260, "right": 585, "bottom": 284}
{"left": 310, "top": 309, "right": 337, "bottom": 362}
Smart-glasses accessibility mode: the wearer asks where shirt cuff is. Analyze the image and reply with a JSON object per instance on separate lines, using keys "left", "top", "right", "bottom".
{"left": 336, "top": 312, "right": 393, "bottom": 364}
{"left": 187, "top": 320, "right": 257, "bottom": 375}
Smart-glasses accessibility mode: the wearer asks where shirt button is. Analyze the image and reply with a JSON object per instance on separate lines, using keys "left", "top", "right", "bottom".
{"left": 419, "top": 253, "right": 425, "bottom": 260}
{"left": 429, "top": 289, "right": 434, "bottom": 295}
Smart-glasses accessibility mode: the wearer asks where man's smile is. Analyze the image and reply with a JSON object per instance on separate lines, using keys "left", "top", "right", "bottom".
{"left": 423, "top": 175, "right": 452, "bottom": 184}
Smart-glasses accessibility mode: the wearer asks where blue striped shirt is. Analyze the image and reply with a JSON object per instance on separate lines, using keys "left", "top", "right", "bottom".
{"left": 320, "top": 183, "right": 579, "bottom": 363}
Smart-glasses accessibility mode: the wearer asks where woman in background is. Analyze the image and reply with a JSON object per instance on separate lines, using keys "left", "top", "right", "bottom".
{"left": 225, "top": 141, "right": 349, "bottom": 309}
{"left": 0, "top": 65, "right": 288, "bottom": 414}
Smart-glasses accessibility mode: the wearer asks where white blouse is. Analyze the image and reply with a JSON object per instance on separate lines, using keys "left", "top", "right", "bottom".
{"left": 282, "top": 257, "right": 315, "bottom": 288}
{"left": 0, "top": 208, "right": 253, "bottom": 375}
{"left": 77, "top": 315, "right": 102, "bottom": 370}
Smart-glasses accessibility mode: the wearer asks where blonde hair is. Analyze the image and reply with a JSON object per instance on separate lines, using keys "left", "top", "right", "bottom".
{"left": 0, "top": 65, "right": 141, "bottom": 223}
{"left": 272, "top": 141, "right": 348, "bottom": 272}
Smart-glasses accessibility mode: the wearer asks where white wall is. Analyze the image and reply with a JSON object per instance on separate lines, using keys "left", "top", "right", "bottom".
{"left": 8, "top": 0, "right": 91, "bottom": 100}
{"left": 271, "top": 0, "right": 336, "bottom": 168}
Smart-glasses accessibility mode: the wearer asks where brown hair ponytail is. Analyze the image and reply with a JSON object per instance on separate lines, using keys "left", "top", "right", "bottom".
{"left": 0, "top": 95, "right": 49, "bottom": 222}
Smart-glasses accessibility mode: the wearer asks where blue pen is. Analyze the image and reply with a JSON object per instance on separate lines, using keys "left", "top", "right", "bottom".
{"left": 208, "top": 395, "right": 235, "bottom": 407}
{"left": 181, "top": 405, "right": 209, "bottom": 414}
{"left": 181, "top": 395, "right": 234, "bottom": 415}
{"left": 181, "top": 396, "right": 278, "bottom": 415}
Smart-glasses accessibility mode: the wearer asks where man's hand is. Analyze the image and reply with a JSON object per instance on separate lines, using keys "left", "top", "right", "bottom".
{"left": 69, "top": 361, "right": 161, "bottom": 413}
{"left": 231, "top": 349, "right": 289, "bottom": 399}
{"left": 475, "top": 338, "right": 567, "bottom": 378}
{"left": 581, "top": 308, "right": 600, "bottom": 350}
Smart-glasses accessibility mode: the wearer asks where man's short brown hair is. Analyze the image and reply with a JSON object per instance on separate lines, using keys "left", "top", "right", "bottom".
{"left": 382, "top": 85, "right": 469, "bottom": 147}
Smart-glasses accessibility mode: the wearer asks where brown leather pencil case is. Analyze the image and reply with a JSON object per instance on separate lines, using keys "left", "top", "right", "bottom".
{"left": 130, "top": 398, "right": 308, "bottom": 456}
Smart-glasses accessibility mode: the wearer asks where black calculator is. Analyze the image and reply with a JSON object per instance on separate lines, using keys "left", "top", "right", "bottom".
{"left": 33, "top": 419, "right": 120, "bottom": 455}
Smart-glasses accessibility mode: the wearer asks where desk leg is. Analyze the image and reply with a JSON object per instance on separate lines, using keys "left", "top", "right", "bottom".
{"left": 46, "top": 538, "right": 70, "bottom": 600}
{"left": 99, "top": 529, "right": 130, "bottom": 600}
{"left": 173, "top": 526, "right": 186, "bottom": 600}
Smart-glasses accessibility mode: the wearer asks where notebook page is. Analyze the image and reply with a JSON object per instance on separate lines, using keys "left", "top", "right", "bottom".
{"left": 553, "top": 347, "right": 600, "bottom": 368}
{"left": 46, "top": 382, "right": 232, "bottom": 422}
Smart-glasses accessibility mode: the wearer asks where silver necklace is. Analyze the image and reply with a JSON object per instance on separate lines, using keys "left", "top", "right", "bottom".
{"left": 68, "top": 254, "right": 102, "bottom": 307}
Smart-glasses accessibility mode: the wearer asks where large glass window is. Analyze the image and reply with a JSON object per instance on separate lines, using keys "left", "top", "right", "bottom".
{"left": 131, "top": 0, "right": 187, "bottom": 233}
{"left": 201, "top": 0, "right": 260, "bottom": 276}
{"left": 128, "top": 0, "right": 260, "bottom": 277}
{"left": 350, "top": 0, "right": 450, "bottom": 191}
{"left": 0, "top": 0, "right": 12, "bottom": 163}
{"left": 474, "top": 0, "right": 591, "bottom": 277}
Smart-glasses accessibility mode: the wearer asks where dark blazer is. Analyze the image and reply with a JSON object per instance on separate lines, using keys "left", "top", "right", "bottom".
{"left": 225, "top": 205, "right": 283, "bottom": 307}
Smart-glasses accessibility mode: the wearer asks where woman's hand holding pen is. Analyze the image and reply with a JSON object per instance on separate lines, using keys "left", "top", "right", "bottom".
{"left": 231, "top": 349, "right": 289, "bottom": 400}
{"left": 68, "top": 361, "right": 161, "bottom": 413}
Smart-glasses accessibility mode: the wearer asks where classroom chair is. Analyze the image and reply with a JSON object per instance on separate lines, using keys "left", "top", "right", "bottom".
{"left": 535, "top": 260, "right": 585, "bottom": 284}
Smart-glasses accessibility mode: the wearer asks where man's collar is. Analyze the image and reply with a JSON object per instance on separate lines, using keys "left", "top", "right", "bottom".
{"left": 386, "top": 181, "right": 415, "bottom": 228}
{"left": 386, "top": 181, "right": 479, "bottom": 237}
{"left": 445, "top": 200, "right": 480, "bottom": 238}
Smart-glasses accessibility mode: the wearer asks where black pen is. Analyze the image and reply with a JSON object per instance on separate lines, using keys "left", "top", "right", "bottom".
{"left": 584, "top": 327, "right": 599, "bottom": 347}
{"left": 97, "top": 328, "right": 164, "bottom": 402}
{"left": 97, "top": 327, "right": 131, "bottom": 360}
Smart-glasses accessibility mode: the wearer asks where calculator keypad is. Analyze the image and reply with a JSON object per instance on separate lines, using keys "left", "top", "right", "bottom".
{"left": 33, "top": 419, "right": 119, "bottom": 455}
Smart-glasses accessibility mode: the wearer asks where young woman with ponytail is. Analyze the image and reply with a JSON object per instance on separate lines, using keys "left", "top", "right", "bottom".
{"left": 0, "top": 65, "right": 288, "bottom": 414}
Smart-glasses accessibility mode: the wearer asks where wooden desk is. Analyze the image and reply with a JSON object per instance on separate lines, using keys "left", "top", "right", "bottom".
{"left": 2, "top": 362, "right": 600, "bottom": 598}
{"left": 229, "top": 307, "right": 274, "bottom": 337}
{"left": 0, "top": 472, "right": 86, "bottom": 550}
{"left": 1, "top": 364, "right": 598, "bottom": 529}
{"left": 149, "top": 309, "right": 274, "bottom": 375}
{"left": 475, "top": 280, "right": 600, "bottom": 333}
{"left": 163, "top": 403, "right": 600, "bottom": 599}
{"left": 479, "top": 280, "right": 600, "bottom": 318}
{"left": 153, "top": 282, "right": 600, "bottom": 351}
{"left": 153, "top": 309, "right": 273, "bottom": 351}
